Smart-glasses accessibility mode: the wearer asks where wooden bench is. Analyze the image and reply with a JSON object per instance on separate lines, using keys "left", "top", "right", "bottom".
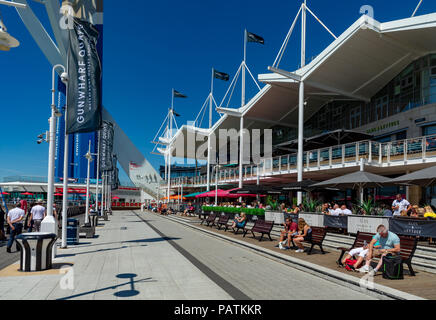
{"left": 292, "top": 226, "right": 327, "bottom": 254}
{"left": 399, "top": 235, "right": 418, "bottom": 276}
{"left": 216, "top": 215, "right": 230, "bottom": 231}
{"left": 243, "top": 220, "right": 274, "bottom": 242}
{"left": 201, "top": 213, "right": 217, "bottom": 226}
{"left": 231, "top": 219, "right": 248, "bottom": 235}
{"left": 336, "top": 231, "right": 375, "bottom": 265}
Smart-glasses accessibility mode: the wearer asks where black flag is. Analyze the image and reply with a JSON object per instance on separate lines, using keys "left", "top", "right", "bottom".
{"left": 67, "top": 17, "right": 102, "bottom": 134}
{"left": 99, "top": 121, "right": 114, "bottom": 172}
{"left": 213, "top": 70, "right": 230, "bottom": 81}
{"left": 246, "top": 31, "right": 264, "bottom": 44}
{"left": 173, "top": 90, "right": 187, "bottom": 98}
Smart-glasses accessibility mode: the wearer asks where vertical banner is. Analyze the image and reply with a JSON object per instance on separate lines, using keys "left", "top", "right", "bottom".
{"left": 67, "top": 17, "right": 102, "bottom": 134}
{"left": 99, "top": 121, "right": 114, "bottom": 172}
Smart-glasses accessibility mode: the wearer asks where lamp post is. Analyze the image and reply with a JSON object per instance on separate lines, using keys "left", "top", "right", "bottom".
{"left": 41, "top": 64, "right": 67, "bottom": 236}
{"left": 84, "top": 140, "right": 94, "bottom": 224}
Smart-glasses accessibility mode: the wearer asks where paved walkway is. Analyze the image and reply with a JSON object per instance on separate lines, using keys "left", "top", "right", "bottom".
{"left": 165, "top": 213, "right": 435, "bottom": 300}
{"left": 0, "top": 210, "right": 232, "bottom": 300}
{"left": 0, "top": 210, "right": 381, "bottom": 300}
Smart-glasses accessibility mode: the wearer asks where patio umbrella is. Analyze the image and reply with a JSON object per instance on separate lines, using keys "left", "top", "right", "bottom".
{"left": 21, "top": 192, "right": 34, "bottom": 196}
{"left": 281, "top": 180, "right": 318, "bottom": 192}
{"left": 312, "top": 170, "right": 390, "bottom": 202}
{"left": 229, "top": 185, "right": 282, "bottom": 195}
{"left": 390, "top": 165, "right": 436, "bottom": 187}
{"left": 54, "top": 193, "right": 63, "bottom": 196}
{"left": 184, "top": 192, "right": 204, "bottom": 198}
{"left": 112, "top": 196, "right": 120, "bottom": 200}
{"left": 1, "top": 192, "right": 9, "bottom": 195}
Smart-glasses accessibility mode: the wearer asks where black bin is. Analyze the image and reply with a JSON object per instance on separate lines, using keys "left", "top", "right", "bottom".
{"left": 67, "top": 218, "right": 79, "bottom": 245}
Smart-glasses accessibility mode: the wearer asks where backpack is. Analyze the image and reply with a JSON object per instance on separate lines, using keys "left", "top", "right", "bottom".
{"left": 382, "top": 254, "right": 403, "bottom": 280}
{"left": 344, "top": 259, "right": 357, "bottom": 271}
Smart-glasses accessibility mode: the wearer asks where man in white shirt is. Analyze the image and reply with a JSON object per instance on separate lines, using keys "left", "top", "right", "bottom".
{"left": 29, "top": 201, "right": 46, "bottom": 232}
{"left": 6, "top": 203, "right": 25, "bottom": 253}
{"left": 392, "top": 194, "right": 411, "bottom": 216}
{"left": 331, "top": 204, "right": 343, "bottom": 216}
{"left": 341, "top": 205, "right": 353, "bottom": 215}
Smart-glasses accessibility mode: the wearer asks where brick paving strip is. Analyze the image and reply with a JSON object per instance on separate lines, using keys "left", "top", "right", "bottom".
{"left": 151, "top": 211, "right": 432, "bottom": 300}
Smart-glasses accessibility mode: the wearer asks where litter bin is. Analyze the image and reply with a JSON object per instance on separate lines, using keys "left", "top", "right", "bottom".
{"left": 15, "top": 233, "right": 57, "bottom": 272}
{"left": 67, "top": 218, "right": 79, "bottom": 245}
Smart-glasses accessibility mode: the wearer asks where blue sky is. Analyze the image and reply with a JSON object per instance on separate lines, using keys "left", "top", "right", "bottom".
{"left": 0, "top": 0, "right": 435, "bottom": 184}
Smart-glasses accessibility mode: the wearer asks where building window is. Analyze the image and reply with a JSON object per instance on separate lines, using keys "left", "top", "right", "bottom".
{"left": 375, "top": 95, "right": 388, "bottom": 120}
{"left": 423, "top": 125, "right": 436, "bottom": 136}
{"left": 350, "top": 106, "right": 361, "bottom": 129}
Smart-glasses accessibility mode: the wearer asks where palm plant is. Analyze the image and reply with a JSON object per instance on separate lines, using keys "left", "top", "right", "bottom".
{"left": 356, "top": 199, "right": 377, "bottom": 215}
{"left": 302, "top": 198, "right": 320, "bottom": 213}
{"left": 266, "top": 195, "right": 279, "bottom": 211}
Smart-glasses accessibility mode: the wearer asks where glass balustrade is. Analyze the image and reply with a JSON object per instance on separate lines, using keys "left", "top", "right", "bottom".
{"left": 167, "top": 134, "right": 436, "bottom": 186}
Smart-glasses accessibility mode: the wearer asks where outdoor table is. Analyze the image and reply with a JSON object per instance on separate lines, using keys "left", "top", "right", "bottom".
{"left": 15, "top": 232, "right": 57, "bottom": 272}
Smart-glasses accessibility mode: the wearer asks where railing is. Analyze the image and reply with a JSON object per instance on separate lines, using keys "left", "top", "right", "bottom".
{"left": 163, "top": 134, "right": 436, "bottom": 188}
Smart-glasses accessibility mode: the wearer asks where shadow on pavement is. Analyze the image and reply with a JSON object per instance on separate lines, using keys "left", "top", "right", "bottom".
{"left": 57, "top": 273, "right": 156, "bottom": 300}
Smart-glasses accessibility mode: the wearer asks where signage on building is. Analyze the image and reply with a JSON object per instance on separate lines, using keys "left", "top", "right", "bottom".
{"left": 366, "top": 120, "right": 400, "bottom": 134}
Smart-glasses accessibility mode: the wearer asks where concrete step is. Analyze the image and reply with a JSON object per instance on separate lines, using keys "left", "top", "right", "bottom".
{"left": 166, "top": 214, "right": 436, "bottom": 274}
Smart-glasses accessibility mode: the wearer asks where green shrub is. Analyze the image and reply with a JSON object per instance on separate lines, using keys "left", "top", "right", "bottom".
{"left": 201, "top": 206, "right": 265, "bottom": 216}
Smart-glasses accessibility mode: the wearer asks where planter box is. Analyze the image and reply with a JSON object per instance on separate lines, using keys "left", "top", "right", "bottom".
{"left": 265, "top": 211, "right": 285, "bottom": 224}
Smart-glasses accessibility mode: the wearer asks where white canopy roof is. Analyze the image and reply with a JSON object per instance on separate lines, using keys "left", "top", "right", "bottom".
{"left": 162, "top": 12, "right": 436, "bottom": 160}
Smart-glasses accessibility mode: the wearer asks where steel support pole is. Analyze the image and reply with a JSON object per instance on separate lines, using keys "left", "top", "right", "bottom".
{"left": 60, "top": 76, "right": 69, "bottom": 249}
{"left": 95, "top": 130, "right": 100, "bottom": 211}
{"left": 85, "top": 140, "right": 91, "bottom": 224}
{"left": 297, "top": 0, "right": 306, "bottom": 206}
{"left": 239, "top": 116, "right": 244, "bottom": 189}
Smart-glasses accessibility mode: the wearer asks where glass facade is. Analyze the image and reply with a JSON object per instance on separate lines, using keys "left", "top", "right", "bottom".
{"left": 272, "top": 54, "right": 436, "bottom": 146}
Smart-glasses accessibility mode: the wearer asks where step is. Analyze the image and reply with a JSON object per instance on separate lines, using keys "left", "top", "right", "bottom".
{"left": 165, "top": 214, "right": 436, "bottom": 274}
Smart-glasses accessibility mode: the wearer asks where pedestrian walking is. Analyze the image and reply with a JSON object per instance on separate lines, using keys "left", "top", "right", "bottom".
{"left": 28, "top": 200, "right": 46, "bottom": 232}
{"left": 0, "top": 204, "right": 6, "bottom": 241}
{"left": 6, "top": 203, "right": 25, "bottom": 253}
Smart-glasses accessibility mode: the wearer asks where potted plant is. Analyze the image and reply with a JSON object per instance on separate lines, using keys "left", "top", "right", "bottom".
{"left": 265, "top": 195, "right": 284, "bottom": 223}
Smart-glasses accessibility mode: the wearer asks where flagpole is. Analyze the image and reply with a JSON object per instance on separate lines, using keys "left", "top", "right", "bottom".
{"left": 167, "top": 89, "right": 173, "bottom": 204}
{"left": 297, "top": 0, "right": 307, "bottom": 205}
{"left": 207, "top": 69, "right": 214, "bottom": 192}
{"left": 239, "top": 29, "right": 247, "bottom": 191}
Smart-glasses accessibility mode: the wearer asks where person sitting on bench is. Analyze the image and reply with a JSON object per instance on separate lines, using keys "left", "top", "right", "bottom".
{"left": 276, "top": 218, "right": 298, "bottom": 250}
{"left": 359, "top": 225, "right": 400, "bottom": 275}
{"left": 231, "top": 212, "right": 247, "bottom": 229}
{"left": 182, "top": 202, "right": 193, "bottom": 216}
{"left": 340, "top": 236, "right": 381, "bottom": 271}
{"left": 293, "top": 218, "right": 312, "bottom": 253}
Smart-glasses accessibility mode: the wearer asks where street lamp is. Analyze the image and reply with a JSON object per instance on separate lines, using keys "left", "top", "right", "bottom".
{"left": 0, "top": 14, "right": 20, "bottom": 51}
{"left": 84, "top": 140, "right": 98, "bottom": 225}
{"left": 41, "top": 64, "right": 67, "bottom": 236}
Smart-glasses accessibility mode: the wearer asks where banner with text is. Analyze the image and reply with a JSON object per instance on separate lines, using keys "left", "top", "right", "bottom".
{"left": 99, "top": 121, "right": 114, "bottom": 172}
{"left": 67, "top": 17, "right": 102, "bottom": 134}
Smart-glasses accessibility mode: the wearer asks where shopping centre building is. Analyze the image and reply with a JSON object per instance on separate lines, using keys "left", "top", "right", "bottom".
{"left": 157, "top": 11, "right": 436, "bottom": 207}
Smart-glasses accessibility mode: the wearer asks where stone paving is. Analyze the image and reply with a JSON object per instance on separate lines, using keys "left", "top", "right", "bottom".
{"left": 0, "top": 210, "right": 232, "bottom": 300}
